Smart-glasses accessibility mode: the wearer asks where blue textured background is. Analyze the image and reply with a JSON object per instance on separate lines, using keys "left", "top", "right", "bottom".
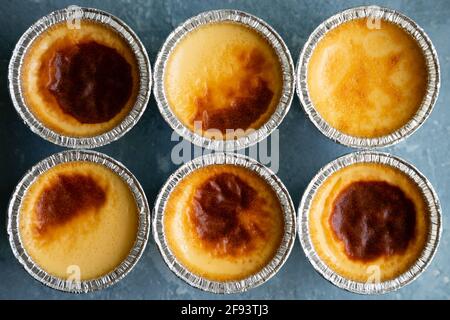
{"left": 0, "top": 0, "right": 448, "bottom": 300}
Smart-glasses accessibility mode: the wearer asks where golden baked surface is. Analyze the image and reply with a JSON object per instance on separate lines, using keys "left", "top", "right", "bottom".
{"left": 19, "top": 161, "right": 138, "bottom": 280}
{"left": 307, "top": 19, "right": 427, "bottom": 138}
{"left": 164, "top": 164, "right": 284, "bottom": 281}
{"left": 164, "top": 22, "right": 283, "bottom": 138}
{"left": 21, "top": 21, "right": 139, "bottom": 137}
{"left": 309, "top": 163, "right": 429, "bottom": 282}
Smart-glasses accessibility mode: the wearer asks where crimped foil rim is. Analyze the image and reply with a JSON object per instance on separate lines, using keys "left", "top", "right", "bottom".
{"left": 153, "top": 153, "right": 296, "bottom": 293}
{"left": 8, "top": 7, "right": 151, "bottom": 148}
{"left": 296, "top": 6, "right": 440, "bottom": 149}
{"left": 7, "top": 150, "right": 150, "bottom": 293}
{"left": 298, "top": 151, "right": 442, "bottom": 294}
{"left": 153, "top": 9, "right": 295, "bottom": 151}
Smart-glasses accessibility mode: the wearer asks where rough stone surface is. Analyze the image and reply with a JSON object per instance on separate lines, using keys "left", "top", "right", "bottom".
{"left": 0, "top": 0, "right": 449, "bottom": 300}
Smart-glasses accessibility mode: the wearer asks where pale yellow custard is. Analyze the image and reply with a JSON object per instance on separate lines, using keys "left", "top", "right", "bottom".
{"left": 164, "top": 164, "right": 284, "bottom": 281}
{"left": 164, "top": 22, "right": 283, "bottom": 138}
{"left": 307, "top": 19, "right": 427, "bottom": 138}
{"left": 19, "top": 161, "right": 138, "bottom": 280}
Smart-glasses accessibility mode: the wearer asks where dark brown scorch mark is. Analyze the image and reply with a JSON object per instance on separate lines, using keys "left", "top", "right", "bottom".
{"left": 191, "top": 172, "right": 268, "bottom": 256}
{"left": 330, "top": 180, "right": 417, "bottom": 261}
{"left": 35, "top": 173, "right": 106, "bottom": 235}
{"left": 47, "top": 41, "right": 133, "bottom": 124}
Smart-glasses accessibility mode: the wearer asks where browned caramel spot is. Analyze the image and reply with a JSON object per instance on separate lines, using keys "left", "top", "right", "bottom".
{"left": 191, "top": 173, "right": 268, "bottom": 256}
{"left": 193, "top": 48, "right": 274, "bottom": 132}
{"left": 47, "top": 41, "right": 132, "bottom": 124}
{"left": 35, "top": 173, "right": 106, "bottom": 234}
{"left": 330, "top": 181, "right": 416, "bottom": 261}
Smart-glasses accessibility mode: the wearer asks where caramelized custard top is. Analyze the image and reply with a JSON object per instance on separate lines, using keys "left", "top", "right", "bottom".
{"left": 47, "top": 41, "right": 133, "bottom": 124}
{"left": 307, "top": 19, "right": 427, "bottom": 138}
{"left": 192, "top": 48, "right": 274, "bottom": 132}
{"left": 164, "top": 22, "right": 283, "bottom": 135}
{"left": 35, "top": 173, "right": 106, "bottom": 235}
{"left": 330, "top": 180, "right": 416, "bottom": 261}
{"left": 191, "top": 172, "right": 269, "bottom": 256}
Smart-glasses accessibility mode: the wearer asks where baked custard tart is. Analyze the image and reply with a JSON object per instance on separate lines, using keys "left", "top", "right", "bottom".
{"left": 155, "top": 10, "right": 295, "bottom": 149}
{"left": 164, "top": 164, "right": 284, "bottom": 281}
{"left": 299, "top": 152, "right": 441, "bottom": 293}
{"left": 8, "top": 151, "right": 149, "bottom": 292}
{"left": 10, "top": 8, "right": 151, "bottom": 147}
{"left": 298, "top": 7, "right": 440, "bottom": 148}
{"left": 164, "top": 22, "right": 283, "bottom": 138}
{"left": 309, "top": 162, "right": 428, "bottom": 282}
{"left": 21, "top": 20, "right": 139, "bottom": 137}
{"left": 154, "top": 153, "right": 296, "bottom": 293}
{"left": 19, "top": 161, "right": 139, "bottom": 281}
{"left": 307, "top": 18, "right": 427, "bottom": 138}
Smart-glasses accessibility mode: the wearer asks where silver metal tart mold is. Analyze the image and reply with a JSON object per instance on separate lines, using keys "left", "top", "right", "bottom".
{"left": 296, "top": 6, "right": 440, "bottom": 148}
{"left": 7, "top": 150, "right": 150, "bottom": 293}
{"left": 153, "top": 152, "right": 296, "bottom": 293}
{"left": 298, "top": 151, "right": 441, "bottom": 294}
{"left": 8, "top": 7, "right": 151, "bottom": 148}
{"left": 154, "top": 10, "right": 295, "bottom": 151}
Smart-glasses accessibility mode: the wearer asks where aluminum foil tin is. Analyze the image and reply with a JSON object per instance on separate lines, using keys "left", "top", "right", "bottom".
{"left": 153, "top": 153, "right": 296, "bottom": 293}
{"left": 8, "top": 7, "right": 151, "bottom": 148}
{"left": 154, "top": 10, "right": 295, "bottom": 151}
{"left": 298, "top": 151, "right": 442, "bottom": 294}
{"left": 7, "top": 150, "right": 150, "bottom": 293}
{"left": 296, "top": 6, "right": 440, "bottom": 149}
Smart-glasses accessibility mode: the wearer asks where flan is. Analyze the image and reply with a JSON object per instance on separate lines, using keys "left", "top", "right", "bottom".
{"left": 164, "top": 22, "right": 283, "bottom": 139}
{"left": 164, "top": 164, "right": 284, "bottom": 281}
{"left": 21, "top": 21, "right": 139, "bottom": 137}
{"left": 307, "top": 18, "right": 428, "bottom": 138}
{"left": 19, "top": 161, "right": 138, "bottom": 280}
{"left": 309, "top": 163, "right": 429, "bottom": 282}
